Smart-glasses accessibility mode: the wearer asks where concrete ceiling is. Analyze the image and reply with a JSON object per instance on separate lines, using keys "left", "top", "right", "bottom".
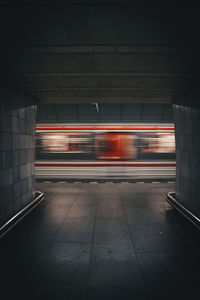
{"left": 37, "top": 103, "right": 174, "bottom": 123}
{"left": 0, "top": 1, "right": 200, "bottom": 104}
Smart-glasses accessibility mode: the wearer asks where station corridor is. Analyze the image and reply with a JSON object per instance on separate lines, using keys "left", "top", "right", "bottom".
{"left": 1, "top": 181, "right": 200, "bottom": 300}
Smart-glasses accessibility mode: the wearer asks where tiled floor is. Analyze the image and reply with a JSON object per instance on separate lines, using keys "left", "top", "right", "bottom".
{"left": 1, "top": 182, "right": 200, "bottom": 300}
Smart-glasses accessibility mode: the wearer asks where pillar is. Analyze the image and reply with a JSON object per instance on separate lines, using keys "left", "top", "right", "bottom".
{"left": 0, "top": 82, "right": 37, "bottom": 227}
{"left": 173, "top": 102, "right": 200, "bottom": 218}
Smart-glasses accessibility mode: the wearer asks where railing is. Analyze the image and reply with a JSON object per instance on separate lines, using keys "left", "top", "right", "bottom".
{"left": 166, "top": 192, "right": 200, "bottom": 230}
{"left": 0, "top": 191, "right": 44, "bottom": 239}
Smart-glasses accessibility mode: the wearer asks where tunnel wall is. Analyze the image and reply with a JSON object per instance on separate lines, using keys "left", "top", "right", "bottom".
{"left": 173, "top": 104, "right": 200, "bottom": 217}
{"left": 0, "top": 83, "right": 37, "bottom": 227}
{"left": 37, "top": 103, "right": 173, "bottom": 123}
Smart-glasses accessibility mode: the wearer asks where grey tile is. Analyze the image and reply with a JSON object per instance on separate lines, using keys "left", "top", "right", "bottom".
{"left": 19, "top": 149, "right": 26, "bottom": 164}
{"left": 163, "top": 220, "right": 200, "bottom": 251}
{"left": 94, "top": 219, "right": 131, "bottom": 245}
{"left": 0, "top": 151, "right": 4, "bottom": 169}
{"left": 13, "top": 166, "right": 20, "bottom": 182}
{"left": 98, "top": 198, "right": 121, "bottom": 208}
{"left": 89, "top": 243, "right": 142, "bottom": 287}
{"left": 2, "top": 114, "right": 11, "bottom": 132}
{"left": 41, "top": 242, "right": 91, "bottom": 285}
{"left": 14, "top": 196, "right": 22, "bottom": 211}
{"left": 124, "top": 207, "right": 158, "bottom": 225}
{"left": 46, "top": 195, "right": 75, "bottom": 208}
{"left": 20, "top": 164, "right": 26, "bottom": 179}
{"left": 3, "top": 132, "right": 12, "bottom": 150}
{"left": 56, "top": 217, "right": 94, "bottom": 243}
{"left": 2, "top": 181, "right": 200, "bottom": 300}
{"left": 6, "top": 200, "right": 15, "bottom": 218}
{"left": 98, "top": 183, "right": 118, "bottom": 195}
{"left": 43, "top": 183, "right": 81, "bottom": 194}
{"left": 4, "top": 168, "right": 13, "bottom": 186}
{"left": 4, "top": 150, "right": 12, "bottom": 169}
{"left": 121, "top": 196, "right": 148, "bottom": 208}
{"left": 117, "top": 183, "right": 156, "bottom": 195}
{"left": 12, "top": 149, "right": 19, "bottom": 166}
{"left": 98, "top": 194, "right": 121, "bottom": 203}
{"left": 0, "top": 169, "right": 5, "bottom": 187}
{"left": 149, "top": 204, "right": 183, "bottom": 226}
{"left": 75, "top": 193, "right": 98, "bottom": 206}
{"left": 96, "top": 205, "right": 123, "bottom": 219}
{"left": 138, "top": 252, "right": 198, "bottom": 299}
{"left": 39, "top": 207, "right": 68, "bottom": 226}
{"left": 129, "top": 224, "right": 176, "bottom": 253}
{"left": 4, "top": 185, "right": 14, "bottom": 204}
{"left": 67, "top": 204, "right": 96, "bottom": 219}
{"left": 12, "top": 117, "right": 19, "bottom": 134}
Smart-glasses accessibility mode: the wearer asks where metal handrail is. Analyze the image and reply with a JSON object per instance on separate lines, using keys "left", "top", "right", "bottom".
{"left": 166, "top": 192, "right": 200, "bottom": 230}
{"left": 0, "top": 191, "right": 44, "bottom": 239}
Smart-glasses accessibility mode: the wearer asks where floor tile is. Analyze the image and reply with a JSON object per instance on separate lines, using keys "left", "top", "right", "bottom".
{"left": 3, "top": 181, "right": 200, "bottom": 300}
{"left": 94, "top": 219, "right": 131, "bottom": 245}
{"left": 56, "top": 217, "right": 94, "bottom": 243}
{"left": 129, "top": 224, "right": 176, "bottom": 252}
{"left": 40, "top": 242, "right": 91, "bottom": 285}
{"left": 89, "top": 243, "right": 142, "bottom": 287}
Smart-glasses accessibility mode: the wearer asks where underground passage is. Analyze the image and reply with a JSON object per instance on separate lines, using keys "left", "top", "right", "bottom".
{"left": 0, "top": 1, "right": 200, "bottom": 300}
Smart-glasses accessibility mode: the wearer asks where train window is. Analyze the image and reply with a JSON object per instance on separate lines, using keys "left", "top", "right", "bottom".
{"left": 140, "top": 133, "right": 175, "bottom": 153}
{"left": 36, "top": 133, "right": 93, "bottom": 154}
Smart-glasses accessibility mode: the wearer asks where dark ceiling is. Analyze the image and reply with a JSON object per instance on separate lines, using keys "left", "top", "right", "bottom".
{"left": 1, "top": 0, "right": 200, "bottom": 104}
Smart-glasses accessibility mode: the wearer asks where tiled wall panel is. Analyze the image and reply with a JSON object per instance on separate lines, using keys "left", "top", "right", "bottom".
{"left": 173, "top": 104, "right": 200, "bottom": 217}
{"left": 0, "top": 83, "right": 37, "bottom": 227}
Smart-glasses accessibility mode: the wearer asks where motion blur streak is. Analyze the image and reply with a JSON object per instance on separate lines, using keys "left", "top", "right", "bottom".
{"left": 35, "top": 123, "right": 176, "bottom": 179}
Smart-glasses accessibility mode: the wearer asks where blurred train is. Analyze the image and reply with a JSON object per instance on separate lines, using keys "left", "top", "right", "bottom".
{"left": 35, "top": 123, "right": 176, "bottom": 180}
